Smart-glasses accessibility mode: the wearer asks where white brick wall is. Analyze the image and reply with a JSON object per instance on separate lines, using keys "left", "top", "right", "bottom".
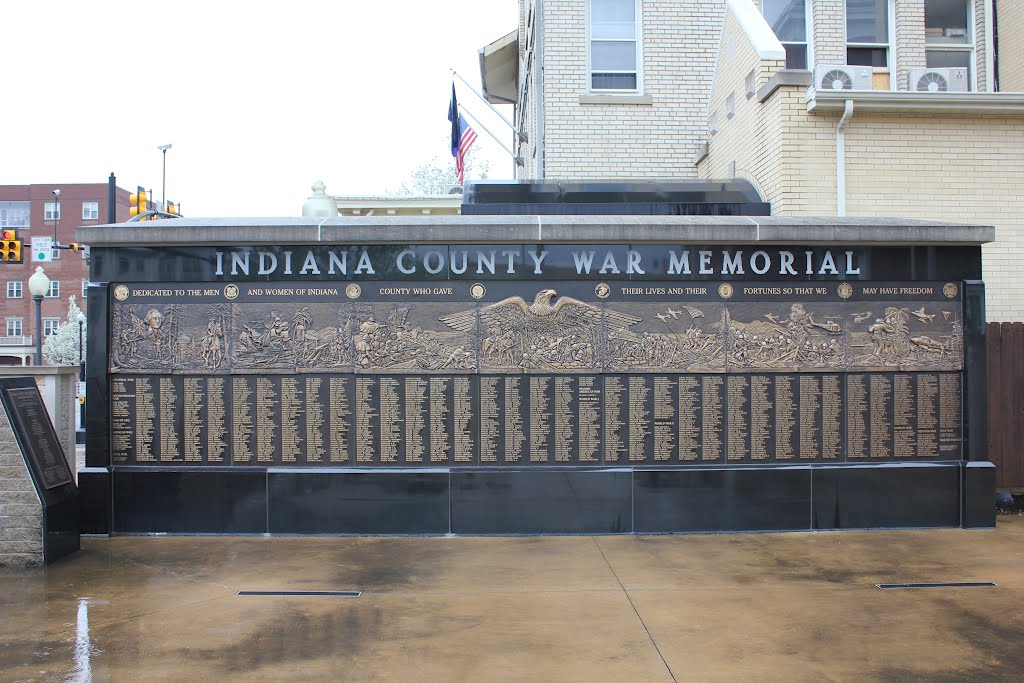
{"left": 811, "top": 0, "right": 845, "bottom": 65}
{"left": 895, "top": 0, "right": 926, "bottom": 90}
{"left": 534, "top": 0, "right": 726, "bottom": 178}
{"left": 997, "top": 1, "right": 1024, "bottom": 91}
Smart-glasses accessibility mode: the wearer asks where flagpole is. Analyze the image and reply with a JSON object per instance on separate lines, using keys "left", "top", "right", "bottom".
{"left": 451, "top": 69, "right": 528, "bottom": 142}
{"left": 458, "top": 104, "right": 524, "bottom": 167}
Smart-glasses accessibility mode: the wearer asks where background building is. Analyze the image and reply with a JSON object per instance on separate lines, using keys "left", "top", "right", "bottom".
{"left": 0, "top": 181, "right": 131, "bottom": 365}
{"left": 482, "top": 0, "right": 1024, "bottom": 320}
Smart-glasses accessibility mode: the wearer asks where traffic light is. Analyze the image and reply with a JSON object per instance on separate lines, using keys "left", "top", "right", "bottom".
{"left": 129, "top": 187, "right": 148, "bottom": 220}
{"left": 69, "top": 243, "right": 84, "bottom": 253}
{"left": 0, "top": 229, "right": 23, "bottom": 263}
{"left": 166, "top": 201, "right": 177, "bottom": 215}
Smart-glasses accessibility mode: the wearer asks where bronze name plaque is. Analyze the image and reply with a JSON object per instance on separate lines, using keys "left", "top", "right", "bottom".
{"left": 108, "top": 280, "right": 965, "bottom": 467}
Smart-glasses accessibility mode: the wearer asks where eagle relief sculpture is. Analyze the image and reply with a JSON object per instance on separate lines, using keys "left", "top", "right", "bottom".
{"left": 441, "top": 288, "right": 640, "bottom": 370}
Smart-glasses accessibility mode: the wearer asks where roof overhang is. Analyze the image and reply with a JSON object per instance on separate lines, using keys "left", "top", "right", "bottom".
{"left": 807, "top": 89, "right": 1024, "bottom": 114}
{"left": 479, "top": 30, "right": 518, "bottom": 104}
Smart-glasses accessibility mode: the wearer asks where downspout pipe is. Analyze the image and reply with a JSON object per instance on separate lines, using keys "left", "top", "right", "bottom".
{"left": 536, "top": 0, "right": 546, "bottom": 178}
{"left": 836, "top": 99, "right": 854, "bottom": 217}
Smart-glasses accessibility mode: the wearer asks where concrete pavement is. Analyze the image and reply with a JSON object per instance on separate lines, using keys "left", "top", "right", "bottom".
{"left": 2, "top": 517, "right": 1023, "bottom": 681}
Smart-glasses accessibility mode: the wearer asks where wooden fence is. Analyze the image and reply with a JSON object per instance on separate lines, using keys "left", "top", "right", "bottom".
{"left": 988, "top": 322, "right": 1024, "bottom": 490}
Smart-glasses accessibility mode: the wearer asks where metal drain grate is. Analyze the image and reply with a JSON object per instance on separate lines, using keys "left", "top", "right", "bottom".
{"left": 876, "top": 582, "right": 996, "bottom": 590}
{"left": 236, "top": 590, "right": 362, "bottom": 597}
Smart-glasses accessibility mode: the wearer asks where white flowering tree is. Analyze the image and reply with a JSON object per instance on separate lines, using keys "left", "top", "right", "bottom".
{"left": 396, "top": 139, "right": 489, "bottom": 195}
{"left": 42, "top": 296, "right": 87, "bottom": 366}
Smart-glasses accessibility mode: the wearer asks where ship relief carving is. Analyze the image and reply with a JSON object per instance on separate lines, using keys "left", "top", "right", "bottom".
{"left": 604, "top": 304, "right": 725, "bottom": 372}
{"left": 727, "top": 303, "right": 845, "bottom": 370}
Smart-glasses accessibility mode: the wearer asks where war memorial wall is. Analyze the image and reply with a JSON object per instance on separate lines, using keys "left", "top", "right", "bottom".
{"left": 77, "top": 218, "right": 996, "bottom": 534}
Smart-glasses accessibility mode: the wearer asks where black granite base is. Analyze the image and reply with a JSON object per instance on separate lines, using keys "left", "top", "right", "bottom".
{"left": 44, "top": 491, "right": 80, "bottom": 563}
{"left": 811, "top": 464, "right": 961, "bottom": 529}
{"left": 78, "top": 468, "right": 111, "bottom": 535}
{"left": 92, "top": 463, "right": 985, "bottom": 535}
{"left": 112, "top": 468, "right": 266, "bottom": 533}
{"left": 634, "top": 468, "right": 811, "bottom": 532}
{"left": 963, "top": 461, "right": 996, "bottom": 528}
{"left": 451, "top": 469, "right": 632, "bottom": 534}
{"left": 268, "top": 470, "right": 449, "bottom": 534}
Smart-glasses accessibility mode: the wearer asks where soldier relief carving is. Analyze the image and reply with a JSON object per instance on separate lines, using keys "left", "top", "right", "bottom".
{"left": 110, "top": 286, "right": 963, "bottom": 373}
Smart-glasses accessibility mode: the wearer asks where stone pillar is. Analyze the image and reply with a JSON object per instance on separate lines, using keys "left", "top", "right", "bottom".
{"left": 0, "top": 407, "right": 44, "bottom": 567}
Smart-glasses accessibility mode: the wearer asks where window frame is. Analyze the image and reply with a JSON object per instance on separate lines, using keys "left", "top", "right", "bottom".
{"left": 587, "top": 0, "right": 643, "bottom": 93}
{"left": 0, "top": 201, "right": 30, "bottom": 229}
{"left": 845, "top": 0, "right": 896, "bottom": 78}
{"left": 6, "top": 318, "right": 23, "bottom": 337}
{"left": 82, "top": 201, "right": 100, "bottom": 220}
{"left": 924, "top": 0, "right": 976, "bottom": 90}
{"left": 6, "top": 281, "right": 22, "bottom": 298}
{"left": 42, "top": 318, "right": 60, "bottom": 337}
{"left": 45, "top": 281, "right": 59, "bottom": 298}
{"left": 43, "top": 202, "right": 61, "bottom": 221}
{"left": 761, "top": 0, "right": 812, "bottom": 70}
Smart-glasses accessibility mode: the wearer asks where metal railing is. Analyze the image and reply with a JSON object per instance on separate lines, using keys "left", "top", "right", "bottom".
{"left": 0, "top": 335, "right": 32, "bottom": 346}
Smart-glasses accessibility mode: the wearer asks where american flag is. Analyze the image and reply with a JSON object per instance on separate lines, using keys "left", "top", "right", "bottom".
{"left": 448, "top": 84, "right": 478, "bottom": 185}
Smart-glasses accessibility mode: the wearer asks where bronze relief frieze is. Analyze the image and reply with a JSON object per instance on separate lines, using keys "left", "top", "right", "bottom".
{"left": 109, "top": 281, "right": 963, "bottom": 374}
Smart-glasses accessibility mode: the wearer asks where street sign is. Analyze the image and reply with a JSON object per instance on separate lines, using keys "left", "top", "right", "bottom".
{"left": 31, "top": 237, "right": 53, "bottom": 262}
{"left": 76, "top": 381, "right": 86, "bottom": 399}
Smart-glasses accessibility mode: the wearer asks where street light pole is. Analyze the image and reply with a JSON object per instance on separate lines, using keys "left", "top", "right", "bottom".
{"left": 158, "top": 144, "right": 172, "bottom": 211}
{"left": 28, "top": 267, "right": 50, "bottom": 366}
{"left": 52, "top": 188, "right": 60, "bottom": 243}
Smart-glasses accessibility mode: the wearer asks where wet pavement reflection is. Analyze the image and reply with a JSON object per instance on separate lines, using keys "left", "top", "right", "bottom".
{"left": 2, "top": 517, "right": 1023, "bottom": 681}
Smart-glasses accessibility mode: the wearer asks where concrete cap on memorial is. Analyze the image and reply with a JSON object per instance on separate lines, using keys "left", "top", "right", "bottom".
{"left": 301, "top": 180, "right": 339, "bottom": 218}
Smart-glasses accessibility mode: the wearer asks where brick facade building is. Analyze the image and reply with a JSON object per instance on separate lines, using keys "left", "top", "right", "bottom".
{"left": 484, "top": 0, "right": 1024, "bottom": 320}
{"left": 0, "top": 182, "right": 131, "bottom": 365}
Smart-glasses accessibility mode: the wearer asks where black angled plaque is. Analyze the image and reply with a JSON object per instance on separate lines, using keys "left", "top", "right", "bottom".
{"left": 4, "top": 386, "right": 73, "bottom": 490}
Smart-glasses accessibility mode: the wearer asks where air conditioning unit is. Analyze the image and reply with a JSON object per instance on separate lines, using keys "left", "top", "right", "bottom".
{"left": 814, "top": 64, "right": 873, "bottom": 91}
{"left": 909, "top": 67, "right": 969, "bottom": 93}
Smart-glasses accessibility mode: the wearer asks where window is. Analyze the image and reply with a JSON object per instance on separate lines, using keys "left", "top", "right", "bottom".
{"left": 590, "top": 0, "right": 639, "bottom": 91}
{"left": 46, "top": 281, "right": 59, "bottom": 298}
{"left": 82, "top": 202, "right": 99, "bottom": 220}
{"left": 43, "top": 318, "right": 60, "bottom": 337}
{"left": 6, "top": 318, "right": 22, "bottom": 337}
{"left": 762, "top": 0, "right": 809, "bottom": 70}
{"left": 925, "top": 0, "right": 974, "bottom": 83}
{"left": 43, "top": 202, "right": 61, "bottom": 221}
{"left": 6, "top": 281, "right": 22, "bottom": 298}
{"left": 0, "top": 201, "right": 30, "bottom": 229}
{"left": 846, "top": 0, "right": 891, "bottom": 67}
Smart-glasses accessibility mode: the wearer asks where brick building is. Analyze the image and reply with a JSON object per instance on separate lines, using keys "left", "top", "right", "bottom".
{"left": 0, "top": 182, "right": 132, "bottom": 365}
{"left": 481, "top": 0, "right": 1024, "bottom": 320}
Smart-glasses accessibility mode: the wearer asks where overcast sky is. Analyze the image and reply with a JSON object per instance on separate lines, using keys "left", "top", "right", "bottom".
{"left": 1, "top": 1, "right": 518, "bottom": 217}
